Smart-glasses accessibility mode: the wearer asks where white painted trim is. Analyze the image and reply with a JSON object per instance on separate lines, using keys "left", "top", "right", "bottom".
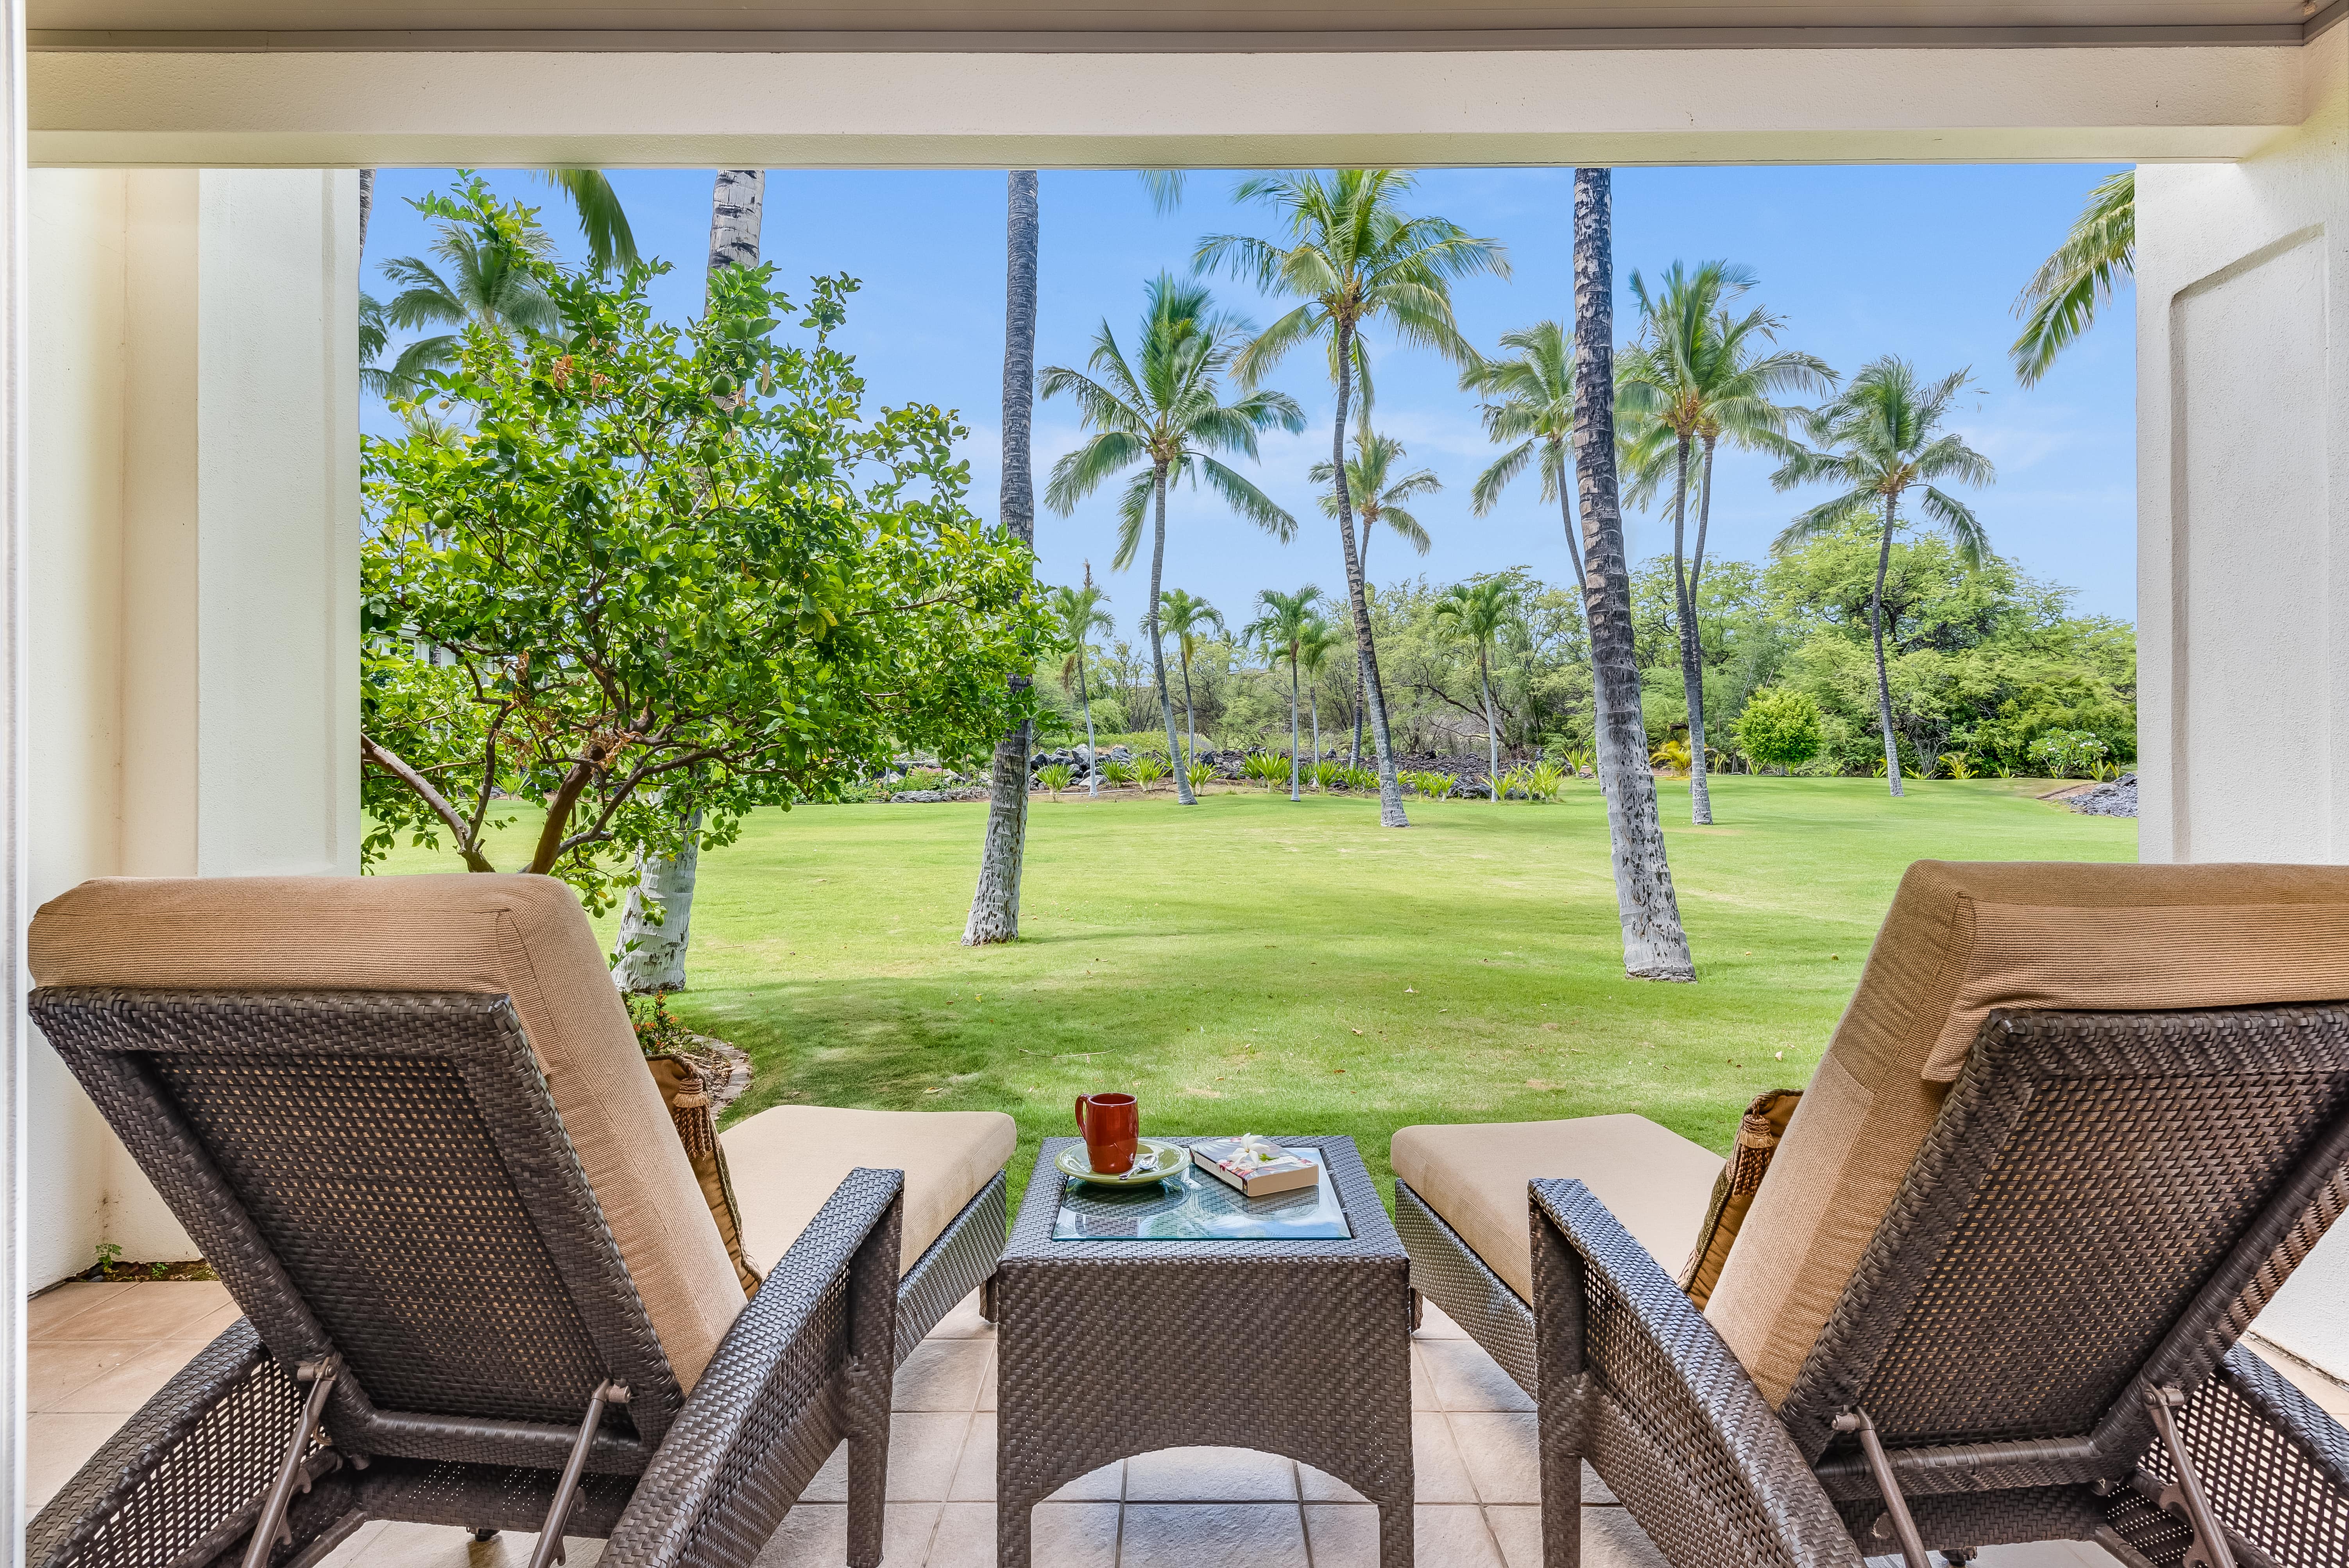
{"left": 1, "top": 0, "right": 25, "bottom": 1555}
{"left": 27, "top": 40, "right": 2314, "bottom": 168}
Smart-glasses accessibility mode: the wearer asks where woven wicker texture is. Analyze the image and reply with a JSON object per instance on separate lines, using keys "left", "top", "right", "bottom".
{"left": 1783, "top": 1005, "right": 2349, "bottom": 1461}
{"left": 2124, "top": 1345, "right": 2349, "bottom": 1568}
{"left": 26, "top": 1321, "right": 309, "bottom": 1568}
{"left": 1395, "top": 1179, "right": 1540, "bottom": 1399}
{"left": 997, "top": 1137, "right": 1413, "bottom": 1568}
{"left": 1531, "top": 1178, "right": 1865, "bottom": 1568}
{"left": 892, "top": 1172, "right": 1005, "bottom": 1367}
{"left": 30, "top": 987, "right": 686, "bottom": 1472}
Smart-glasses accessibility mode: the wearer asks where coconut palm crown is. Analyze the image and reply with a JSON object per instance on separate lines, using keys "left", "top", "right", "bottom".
{"left": 1156, "top": 588, "right": 1226, "bottom": 770}
{"left": 1618, "top": 259, "right": 1833, "bottom": 826}
{"left": 2010, "top": 170, "right": 2133, "bottom": 388}
{"left": 1772, "top": 356, "right": 1996, "bottom": 797}
{"left": 1244, "top": 585, "right": 1326, "bottom": 803}
{"left": 1464, "top": 320, "right": 1581, "bottom": 588}
{"left": 1042, "top": 274, "right": 1304, "bottom": 806}
{"left": 1197, "top": 167, "right": 1508, "bottom": 829}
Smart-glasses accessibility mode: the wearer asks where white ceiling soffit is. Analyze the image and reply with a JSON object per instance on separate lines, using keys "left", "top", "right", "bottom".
{"left": 24, "top": 0, "right": 2349, "bottom": 50}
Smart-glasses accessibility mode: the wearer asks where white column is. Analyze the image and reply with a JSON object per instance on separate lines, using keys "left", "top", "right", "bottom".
{"left": 25, "top": 165, "right": 358, "bottom": 1282}
{"left": 2136, "top": 24, "right": 2349, "bottom": 1379}
{"left": 2, "top": 0, "right": 29, "bottom": 1555}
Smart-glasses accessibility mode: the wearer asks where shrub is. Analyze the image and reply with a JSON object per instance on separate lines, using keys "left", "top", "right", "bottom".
{"left": 1649, "top": 739, "right": 1692, "bottom": 775}
{"left": 1408, "top": 771, "right": 1454, "bottom": 799}
{"left": 1186, "top": 761, "right": 1213, "bottom": 793}
{"left": 1241, "top": 751, "right": 1292, "bottom": 790}
{"left": 1036, "top": 763, "right": 1074, "bottom": 797}
{"left": 1101, "top": 759, "right": 1136, "bottom": 787}
{"left": 1311, "top": 760, "right": 1345, "bottom": 791}
{"left": 1526, "top": 761, "right": 1568, "bottom": 800}
{"left": 1733, "top": 689, "right": 1824, "bottom": 774}
{"left": 2028, "top": 728, "right": 2108, "bottom": 779}
{"left": 897, "top": 767, "right": 947, "bottom": 793}
{"left": 630, "top": 990, "right": 696, "bottom": 1056}
{"left": 1342, "top": 766, "right": 1378, "bottom": 792}
{"left": 1130, "top": 753, "right": 1169, "bottom": 791}
{"left": 1939, "top": 752, "right": 1978, "bottom": 780}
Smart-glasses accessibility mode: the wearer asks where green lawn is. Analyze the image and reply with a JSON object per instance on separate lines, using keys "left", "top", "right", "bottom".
{"left": 377, "top": 777, "right": 2131, "bottom": 1212}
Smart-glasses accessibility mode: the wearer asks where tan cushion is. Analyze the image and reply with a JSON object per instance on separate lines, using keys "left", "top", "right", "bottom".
{"left": 1708, "top": 859, "right": 2349, "bottom": 1407}
{"left": 1391, "top": 1115, "right": 1726, "bottom": 1305}
{"left": 722, "top": 1104, "right": 1018, "bottom": 1277}
{"left": 27, "top": 873, "right": 747, "bottom": 1391}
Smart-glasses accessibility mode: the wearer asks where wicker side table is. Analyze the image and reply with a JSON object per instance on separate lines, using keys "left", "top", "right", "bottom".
{"left": 996, "top": 1135, "right": 1414, "bottom": 1568}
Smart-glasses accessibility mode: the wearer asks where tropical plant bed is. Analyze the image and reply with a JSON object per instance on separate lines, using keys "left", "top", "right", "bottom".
{"left": 380, "top": 778, "right": 2128, "bottom": 1217}
{"left": 83, "top": 1256, "right": 217, "bottom": 1283}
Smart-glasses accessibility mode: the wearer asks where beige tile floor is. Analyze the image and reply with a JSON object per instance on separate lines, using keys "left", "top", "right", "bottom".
{"left": 30, "top": 1279, "right": 2343, "bottom": 1568}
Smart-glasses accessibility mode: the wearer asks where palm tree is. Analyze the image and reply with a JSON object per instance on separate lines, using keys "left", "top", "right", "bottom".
{"left": 1296, "top": 616, "right": 1346, "bottom": 776}
{"left": 1772, "top": 357, "right": 1996, "bottom": 797}
{"left": 1245, "top": 586, "right": 1324, "bottom": 802}
{"left": 1309, "top": 421, "right": 1439, "bottom": 766}
{"left": 1157, "top": 588, "right": 1225, "bottom": 770}
{"left": 1050, "top": 571, "right": 1115, "bottom": 798}
{"left": 1618, "top": 260, "right": 1833, "bottom": 826}
{"left": 1042, "top": 274, "right": 1305, "bottom": 808}
{"left": 1571, "top": 168, "right": 1695, "bottom": 982}
{"left": 967, "top": 169, "right": 1042, "bottom": 945}
{"left": 2011, "top": 170, "right": 2133, "bottom": 387}
{"left": 1466, "top": 322, "right": 1583, "bottom": 588}
{"left": 380, "top": 216, "right": 563, "bottom": 389}
{"left": 1433, "top": 580, "right": 1517, "bottom": 807}
{"left": 1199, "top": 169, "right": 1508, "bottom": 829}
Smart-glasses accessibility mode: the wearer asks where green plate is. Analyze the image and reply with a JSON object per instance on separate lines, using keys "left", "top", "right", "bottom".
{"left": 1056, "top": 1137, "right": 1189, "bottom": 1188}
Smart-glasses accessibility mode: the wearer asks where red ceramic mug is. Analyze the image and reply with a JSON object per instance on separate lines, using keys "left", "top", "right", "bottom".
{"left": 1074, "top": 1092, "right": 1140, "bottom": 1175}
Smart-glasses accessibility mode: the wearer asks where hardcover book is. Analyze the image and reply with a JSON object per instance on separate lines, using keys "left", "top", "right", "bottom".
{"left": 1191, "top": 1136, "right": 1321, "bottom": 1197}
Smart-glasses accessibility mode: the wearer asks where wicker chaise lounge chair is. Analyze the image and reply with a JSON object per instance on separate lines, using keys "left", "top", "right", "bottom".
{"left": 23, "top": 874, "right": 1017, "bottom": 1568}
{"left": 1393, "top": 862, "right": 2349, "bottom": 1568}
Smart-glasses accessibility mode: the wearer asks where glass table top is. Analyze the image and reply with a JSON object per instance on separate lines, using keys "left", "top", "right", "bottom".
{"left": 1052, "top": 1147, "right": 1353, "bottom": 1242}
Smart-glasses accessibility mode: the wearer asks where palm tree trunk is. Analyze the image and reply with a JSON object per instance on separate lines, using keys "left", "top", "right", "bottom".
{"left": 1289, "top": 655, "right": 1302, "bottom": 802}
{"left": 1311, "top": 684, "right": 1321, "bottom": 780}
{"left": 1078, "top": 651, "right": 1099, "bottom": 797}
{"left": 1180, "top": 648, "right": 1198, "bottom": 773}
{"left": 1330, "top": 320, "right": 1408, "bottom": 827}
{"left": 1147, "top": 465, "right": 1196, "bottom": 806}
{"left": 1573, "top": 167, "right": 1695, "bottom": 982}
{"left": 359, "top": 169, "right": 375, "bottom": 254}
{"left": 1669, "top": 433, "right": 1713, "bottom": 826}
{"left": 616, "top": 165, "right": 770, "bottom": 987}
{"left": 1482, "top": 653, "right": 1499, "bottom": 806}
{"left": 1687, "top": 434, "right": 1719, "bottom": 797}
{"left": 965, "top": 170, "right": 1042, "bottom": 943}
{"left": 1871, "top": 493, "right": 1904, "bottom": 798}
{"left": 1556, "top": 459, "right": 1606, "bottom": 766}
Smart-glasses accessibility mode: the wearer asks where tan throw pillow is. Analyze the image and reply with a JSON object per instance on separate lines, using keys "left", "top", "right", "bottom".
{"left": 1679, "top": 1089, "right": 1801, "bottom": 1310}
{"left": 643, "top": 1054, "right": 761, "bottom": 1298}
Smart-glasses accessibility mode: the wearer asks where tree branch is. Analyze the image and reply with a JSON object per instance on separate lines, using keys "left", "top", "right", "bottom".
{"left": 362, "top": 733, "right": 497, "bottom": 872}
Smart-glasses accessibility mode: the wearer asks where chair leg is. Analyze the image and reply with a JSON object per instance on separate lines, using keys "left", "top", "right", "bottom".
{"left": 978, "top": 1272, "right": 999, "bottom": 1323}
{"left": 847, "top": 1434, "right": 889, "bottom": 1568}
{"left": 1537, "top": 1405, "right": 1583, "bottom": 1568}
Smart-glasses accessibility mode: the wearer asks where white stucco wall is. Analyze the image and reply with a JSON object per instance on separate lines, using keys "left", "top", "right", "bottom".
{"left": 2137, "top": 25, "right": 2349, "bottom": 1377}
{"left": 24, "top": 166, "right": 359, "bottom": 1286}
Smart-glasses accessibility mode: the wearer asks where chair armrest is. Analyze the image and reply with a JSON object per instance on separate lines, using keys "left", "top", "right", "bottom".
{"left": 603, "top": 1167, "right": 904, "bottom": 1568}
{"left": 2125, "top": 1343, "right": 2349, "bottom": 1568}
{"left": 1531, "top": 1178, "right": 1864, "bottom": 1568}
{"left": 29, "top": 1317, "right": 329, "bottom": 1568}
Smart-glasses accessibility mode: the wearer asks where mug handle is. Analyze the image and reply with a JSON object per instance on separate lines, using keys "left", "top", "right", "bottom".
{"left": 1074, "top": 1095, "right": 1089, "bottom": 1139}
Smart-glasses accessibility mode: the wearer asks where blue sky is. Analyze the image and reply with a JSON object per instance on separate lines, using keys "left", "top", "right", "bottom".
{"left": 363, "top": 164, "right": 2136, "bottom": 636}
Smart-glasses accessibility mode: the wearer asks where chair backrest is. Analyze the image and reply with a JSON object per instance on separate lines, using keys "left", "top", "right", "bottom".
{"left": 1707, "top": 861, "right": 2349, "bottom": 1407}
{"left": 1774, "top": 1001, "right": 2349, "bottom": 1476}
{"left": 32, "top": 986, "right": 689, "bottom": 1474}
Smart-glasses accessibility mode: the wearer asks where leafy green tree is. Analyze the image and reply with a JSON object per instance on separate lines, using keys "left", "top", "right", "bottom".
{"left": 1733, "top": 688, "right": 1824, "bottom": 773}
{"left": 1570, "top": 169, "right": 1694, "bottom": 981}
{"left": 1042, "top": 274, "right": 1304, "bottom": 808}
{"left": 1157, "top": 588, "right": 1225, "bottom": 770}
{"left": 1049, "top": 569, "right": 1116, "bottom": 797}
{"left": 2011, "top": 171, "right": 2132, "bottom": 387}
{"left": 1245, "top": 586, "right": 1325, "bottom": 802}
{"left": 1201, "top": 169, "right": 1507, "bottom": 828}
{"left": 1432, "top": 580, "right": 1518, "bottom": 806}
{"left": 360, "top": 181, "right": 1040, "bottom": 909}
{"left": 1618, "top": 259, "right": 1832, "bottom": 826}
{"left": 1772, "top": 357, "right": 1996, "bottom": 796}
{"left": 1310, "top": 421, "right": 1439, "bottom": 766}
